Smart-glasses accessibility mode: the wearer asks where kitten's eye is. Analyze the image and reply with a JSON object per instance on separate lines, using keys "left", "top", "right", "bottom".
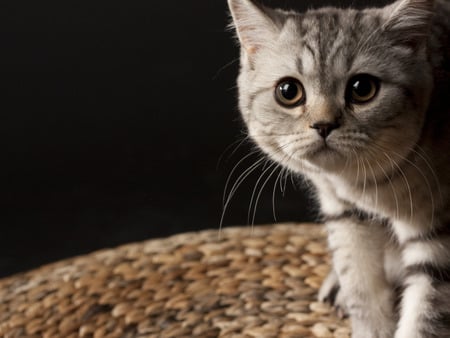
{"left": 275, "top": 78, "right": 305, "bottom": 107}
{"left": 346, "top": 74, "right": 379, "bottom": 104}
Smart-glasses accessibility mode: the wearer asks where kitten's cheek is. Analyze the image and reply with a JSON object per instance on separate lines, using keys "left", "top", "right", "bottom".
{"left": 249, "top": 134, "right": 275, "bottom": 156}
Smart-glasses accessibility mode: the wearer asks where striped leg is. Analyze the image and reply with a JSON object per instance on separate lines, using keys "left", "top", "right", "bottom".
{"left": 326, "top": 217, "right": 396, "bottom": 338}
{"left": 395, "top": 225, "right": 450, "bottom": 338}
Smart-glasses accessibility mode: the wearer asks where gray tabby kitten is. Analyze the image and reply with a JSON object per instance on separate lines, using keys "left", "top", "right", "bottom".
{"left": 227, "top": 0, "right": 450, "bottom": 337}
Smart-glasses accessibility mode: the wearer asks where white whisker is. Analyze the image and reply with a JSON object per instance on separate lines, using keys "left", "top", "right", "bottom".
{"left": 219, "top": 155, "right": 265, "bottom": 236}
{"left": 272, "top": 167, "right": 285, "bottom": 222}
{"left": 366, "top": 157, "right": 379, "bottom": 212}
{"left": 384, "top": 152, "right": 414, "bottom": 223}
{"left": 250, "top": 162, "right": 280, "bottom": 226}
{"left": 222, "top": 149, "right": 260, "bottom": 206}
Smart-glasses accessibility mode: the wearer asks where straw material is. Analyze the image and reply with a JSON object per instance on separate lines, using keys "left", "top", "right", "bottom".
{"left": 0, "top": 223, "right": 350, "bottom": 338}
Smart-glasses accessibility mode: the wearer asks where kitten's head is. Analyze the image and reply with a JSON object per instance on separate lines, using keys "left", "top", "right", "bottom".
{"left": 228, "top": 0, "right": 434, "bottom": 176}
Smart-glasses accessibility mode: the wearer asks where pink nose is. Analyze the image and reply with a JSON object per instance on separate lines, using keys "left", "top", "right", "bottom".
{"left": 310, "top": 122, "right": 340, "bottom": 138}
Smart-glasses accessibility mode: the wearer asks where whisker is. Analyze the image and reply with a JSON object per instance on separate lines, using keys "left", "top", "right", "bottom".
{"left": 222, "top": 149, "right": 260, "bottom": 206}
{"left": 384, "top": 152, "right": 414, "bottom": 223}
{"left": 251, "top": 132, "right": 310, "bottom": 139}
{"left": 361, "top": 154, "right": 368, "bottom": 200}
{"left": 337, "top": 147, "right": 352, "bottom": 177}
{"left": 280, "top": 167, "right": 287, "bottom": 195}
{"left": 247, "top": 138, "right": 300, "bottom": 224}
{"left": 250, "top": 162, "right": 280, "bottom": 226}
{"left": 227, "top": 157, "right": 265, "bottom": 206}
{"left": 372, "top": 142, "right": 437, "bottom": 228}
{"left": 369, "top": 150, "right": 400, "bottom": 220}
{"left": 365, "top": 157, "right": 378, "bottom": 212}
{"left": 216, "top": 136, "right": 250, "bottom": 171}
{"left": 272, "top": 168, "right": 285, "bottom": 222}
{"left": 248, "top": 161, "right": 278, "bottom": 224}
{"left": 410, "top": 145, "right": 443, "bottom": 203}
{"left": 212, "top": 57, "right": 240, "bottom": 80}
{"left": 352, "top": 149, "right": 361, "bottom": 188}
{"left": 390, "top": 148, "right": 436, "bottom": 229}
{"left": 290, "top": 170, "right": 297, "bottom": 189}
{"left": 219, "top": 156, "right": 265, "bottom": 235}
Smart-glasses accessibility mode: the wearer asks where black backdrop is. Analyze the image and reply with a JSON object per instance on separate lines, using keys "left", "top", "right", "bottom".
{"left": 0, "top": 0, "right": 390, "bottom": 277}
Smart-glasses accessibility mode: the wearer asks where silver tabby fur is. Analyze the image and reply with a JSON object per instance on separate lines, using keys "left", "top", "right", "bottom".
{"left": 228, "top": 0, "right": 450, "bottom": 336}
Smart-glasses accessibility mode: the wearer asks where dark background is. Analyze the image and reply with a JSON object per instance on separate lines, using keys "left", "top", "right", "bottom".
{"left": 0, "top": 0, "right": 389, "bottom": 278}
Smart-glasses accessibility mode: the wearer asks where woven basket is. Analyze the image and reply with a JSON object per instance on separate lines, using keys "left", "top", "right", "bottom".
{"left": 0, "top": 223, "right": 350, "bottom": 338}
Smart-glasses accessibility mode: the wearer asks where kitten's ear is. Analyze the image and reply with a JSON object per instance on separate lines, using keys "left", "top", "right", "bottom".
{"left": 382, "top": 0, "right": 434, "bottom": 47}
{"left": 227, "top": 0, "right": 280, "bottom": 56}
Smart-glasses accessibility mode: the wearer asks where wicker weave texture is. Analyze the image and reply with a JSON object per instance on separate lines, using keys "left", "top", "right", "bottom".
{"left": 0, "top": 223, "right": 350, "bottom": 338}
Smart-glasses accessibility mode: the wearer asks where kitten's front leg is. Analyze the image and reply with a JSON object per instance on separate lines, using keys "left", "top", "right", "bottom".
{"left": 394, "top": 223, "right": 450, "bottom": 338}
{"left": 326, "top": 218, "right": 397, "bottom": 338}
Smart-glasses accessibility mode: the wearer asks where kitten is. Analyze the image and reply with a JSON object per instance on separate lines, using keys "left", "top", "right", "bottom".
{"left": 227, "top": 0, "right": 450, "bottom": 337}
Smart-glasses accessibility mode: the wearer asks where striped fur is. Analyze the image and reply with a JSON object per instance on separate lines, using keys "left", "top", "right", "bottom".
{"left": 228, "top": 0, "right": 450, "bottom": 336}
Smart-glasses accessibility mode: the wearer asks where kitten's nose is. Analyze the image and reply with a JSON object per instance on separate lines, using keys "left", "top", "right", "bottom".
{"left": 310, "top": 122, "right": 340, "bottom": 139}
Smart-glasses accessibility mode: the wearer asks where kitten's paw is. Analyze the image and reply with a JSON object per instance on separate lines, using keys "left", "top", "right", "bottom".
{"left": 318, "top": 269, "right": 339, "bottom": 304}
{"left": 351, "top": 287, "right": 397, "bottom": 338}
{"left": 352, "top": 320, "right": 396, "bottom": 338}
{"left": 318, "top": 270, "right": 348, "bottom": 317}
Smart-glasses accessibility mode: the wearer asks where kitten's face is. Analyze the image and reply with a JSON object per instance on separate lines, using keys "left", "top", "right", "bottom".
{"left": 229, "top": 0, "right": 433, "bottom": 177}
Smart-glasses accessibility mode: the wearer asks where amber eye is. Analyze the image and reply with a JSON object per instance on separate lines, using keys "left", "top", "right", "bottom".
{"left": 275, "top": 78, "right": 305, "bottom": 107}
{"left": 346, "top": 74, "right": 379, "bottom": 104}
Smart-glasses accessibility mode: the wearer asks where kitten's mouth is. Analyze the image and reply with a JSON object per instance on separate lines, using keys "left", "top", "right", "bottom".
{"left": 307, "top": 141, "right": 337, "bottom": 157}
{"left": 304, "top": 141, "right": 343, "bottom": 163}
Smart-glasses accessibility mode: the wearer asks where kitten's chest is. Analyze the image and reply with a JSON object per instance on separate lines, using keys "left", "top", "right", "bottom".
{"left": 318, "top": 174, "right": 394, "bottom": 217}
{"left": 315, "top": 170, "right": 438, "bottom": 233}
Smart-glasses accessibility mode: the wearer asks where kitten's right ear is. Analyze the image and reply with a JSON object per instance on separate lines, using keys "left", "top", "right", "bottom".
{"left": 227, "top": 0, "right": 279, "bottom": 57}
{"left": 382, "top": 0, "right": 434, "bottom": 48}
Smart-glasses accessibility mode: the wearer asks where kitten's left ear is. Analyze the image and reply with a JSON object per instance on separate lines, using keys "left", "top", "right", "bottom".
{"left": 227, "top": 0, "right": 281, "bottom": 56}
{"left": 382, "top": 0, "right": 434, "bottom": 47}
